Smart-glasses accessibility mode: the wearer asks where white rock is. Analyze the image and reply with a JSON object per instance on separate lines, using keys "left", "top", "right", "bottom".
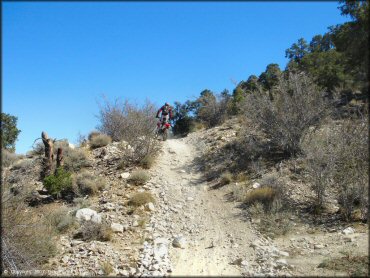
{"left": 252, "top": 182, "right": 261, "bottom": 189}
{"left": 279, "top": 251, "right": 290, "bottom": 257}
{"left": 120, "top": 172, "right": 130, "bottom": 179}
{"left": 172, "top": 236, "right": 187, "bottom": 248}
{"left": 154, "top": 237, "right": 169, "bottom": 245}
{"left": 276, "top": 259, "right": 288, "bottom": 266}
{"left": 186, "top": 197, "right": 194, "bottom": 201}
{"left": 241, "top": 260, "right": 249, "bottom": 266}
{"left": 154, "top": 244, "right": 168, "bottom": 259}
{"left": 132, "top": 220, "right": 139, "bottom": 227}
{"left": 145, "top": 202, "right": 155, "bottom": 212}
{"left": 75, "top": 208, "right": 102, "bottom": 224}
{"left": 342, "top": 227, "right": 355, "bottom": 235}
{"left": 111, "top": 223, "right": 124, "bottom": 233}
{"left": 314, "top": 244, "right": 324, "bottom": 249}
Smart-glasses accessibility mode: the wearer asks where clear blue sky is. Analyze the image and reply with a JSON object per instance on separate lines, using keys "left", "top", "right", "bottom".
{"left": 3, "top": 1, "right": 348, "bottom": 154}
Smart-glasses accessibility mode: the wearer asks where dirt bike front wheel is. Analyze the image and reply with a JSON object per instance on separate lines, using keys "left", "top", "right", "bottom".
{"left": 162, "top": 129, "right": 168, "bottom": 141}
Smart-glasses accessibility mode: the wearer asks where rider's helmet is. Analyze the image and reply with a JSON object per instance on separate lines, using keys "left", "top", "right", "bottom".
{"left": 165, "top": 102, "right": 169, "bottom": 106}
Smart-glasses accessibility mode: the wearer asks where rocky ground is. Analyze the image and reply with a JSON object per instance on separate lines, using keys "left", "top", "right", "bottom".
{"left": 3, "top": 118, "right": 368, "bottom": 277}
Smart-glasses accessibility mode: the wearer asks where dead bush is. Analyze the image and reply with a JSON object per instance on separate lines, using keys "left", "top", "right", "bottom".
{"left": 2, "top": 182, "right": 57, "bottom": 272}
{"left": 89, "top": 133, "right": 112, "bottom": 149}
{"left": 11, "top": 159, "right": 33, "bottom": 172}
{"left": 75, "top": 170, "right": 106, "bottom": 196}
{"left": 242, "top": 72, "right": 329, "bottom": 156}
{"left": 301, "top": 112, "right": 368, "bottom": 220}
{"left": 127, "top": 170, "right": 150, "bottom": 185}
{"left": 256, "top": 212, "right": 293, "bottom": 239}
{"left": 128, "top": 192, "right": 155, "bottom": 207}
{"left": 74, "top": 221, "right": 112, "bottom": 242}
{"left": 301, "top": 128, "right": 337, "bottom": 210}
{"left": 96, "top": 97, "right": 160, "bottom": 164}
{"left": 2, "top": 148, "right": 19, "bottom": 167}
{"left": 46, "top": 207, "right": 76, "bottom": 233}
{"left": 62, "top": 148, "right": 90, "bottom": 173}
{"left": 72, "top": 197, "right": 91, "bottom": 209}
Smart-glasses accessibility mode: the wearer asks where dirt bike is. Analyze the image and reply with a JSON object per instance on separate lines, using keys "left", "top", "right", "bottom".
{"left": 156, "top": 118, "right": 171, "bottom": 141}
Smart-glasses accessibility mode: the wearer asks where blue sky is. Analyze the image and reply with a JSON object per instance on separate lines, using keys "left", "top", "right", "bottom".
{"left": 3, "top": 1, "right": 348, "bottom": 154}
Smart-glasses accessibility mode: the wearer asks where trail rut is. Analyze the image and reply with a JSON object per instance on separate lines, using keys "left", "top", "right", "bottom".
{"left": 149, "top": 137, "right": 258, "bottom": 276}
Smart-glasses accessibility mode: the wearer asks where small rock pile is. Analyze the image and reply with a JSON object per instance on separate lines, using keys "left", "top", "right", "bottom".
{"left": 244, "top": 239, "right": 293, "bottom": 276}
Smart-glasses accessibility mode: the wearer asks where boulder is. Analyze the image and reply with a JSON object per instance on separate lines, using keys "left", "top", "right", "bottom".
{"left": 111, "top": 223, "right": 124, "bottom": 233}
{"left": 342, "top": 227, "right": 355, "bottom": 235}
{"left": 75, "top": 208, "right": 102, "bottom": 224}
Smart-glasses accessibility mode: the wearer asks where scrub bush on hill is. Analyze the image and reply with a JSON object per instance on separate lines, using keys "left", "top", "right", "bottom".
{"left": 96, "top": 97, "right": 160, "bottom": 164}
{"left": 301, "top": 109, "right": 368, "bottom": 220}
{"left": 241, "top": 72, "right": 329, "bottom": 156}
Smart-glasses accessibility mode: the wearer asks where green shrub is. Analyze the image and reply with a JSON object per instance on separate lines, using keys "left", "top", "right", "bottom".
{"left": 43, "top": 168, "right": 73, "bottom": 198}
{"left": 128, "top": 192, "right": 155, "bottom": 207}
{"left": 127, "top": 170, "right": 150, "bottom": 185}
{"left": 89, "top": 133, "right": 112, "bottom": 149}
{"left": 173, "top": 116, "right": 196, "bottom": 136}
{"left": 75, "top": 171, "right": 105, "bottom": 196}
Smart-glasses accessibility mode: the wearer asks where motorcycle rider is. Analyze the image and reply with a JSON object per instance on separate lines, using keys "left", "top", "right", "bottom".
{"left": 156, "top": 102, "right": 173, "bottom": 128}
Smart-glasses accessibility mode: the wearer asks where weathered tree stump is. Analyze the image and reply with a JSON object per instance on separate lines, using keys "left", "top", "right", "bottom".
{"left": 56, "top": 147, "right": 64, "bottom": 172}
{"left": 41, "top": 131, "right": 54, "bottom": 180}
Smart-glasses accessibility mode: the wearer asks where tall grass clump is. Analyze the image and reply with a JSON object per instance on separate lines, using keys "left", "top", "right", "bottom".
{"left": 2, "top": 183, "right": 57, "bottom": 272}
{"left": 128, "top": 192, "right": 155, "bottom": 207}
{"left": 127, "top": 170, "right": 150, "bottom": 185}
{"left": 75, "top": 170, "right": 106, "bottom": 196}
{"left": 89, "top": 133, "right": 112, "bottom": 149}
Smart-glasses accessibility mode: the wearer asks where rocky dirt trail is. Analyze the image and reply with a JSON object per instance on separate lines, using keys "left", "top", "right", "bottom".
{"left": 139, "top": 135, "right": 294, "bottom": 277}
